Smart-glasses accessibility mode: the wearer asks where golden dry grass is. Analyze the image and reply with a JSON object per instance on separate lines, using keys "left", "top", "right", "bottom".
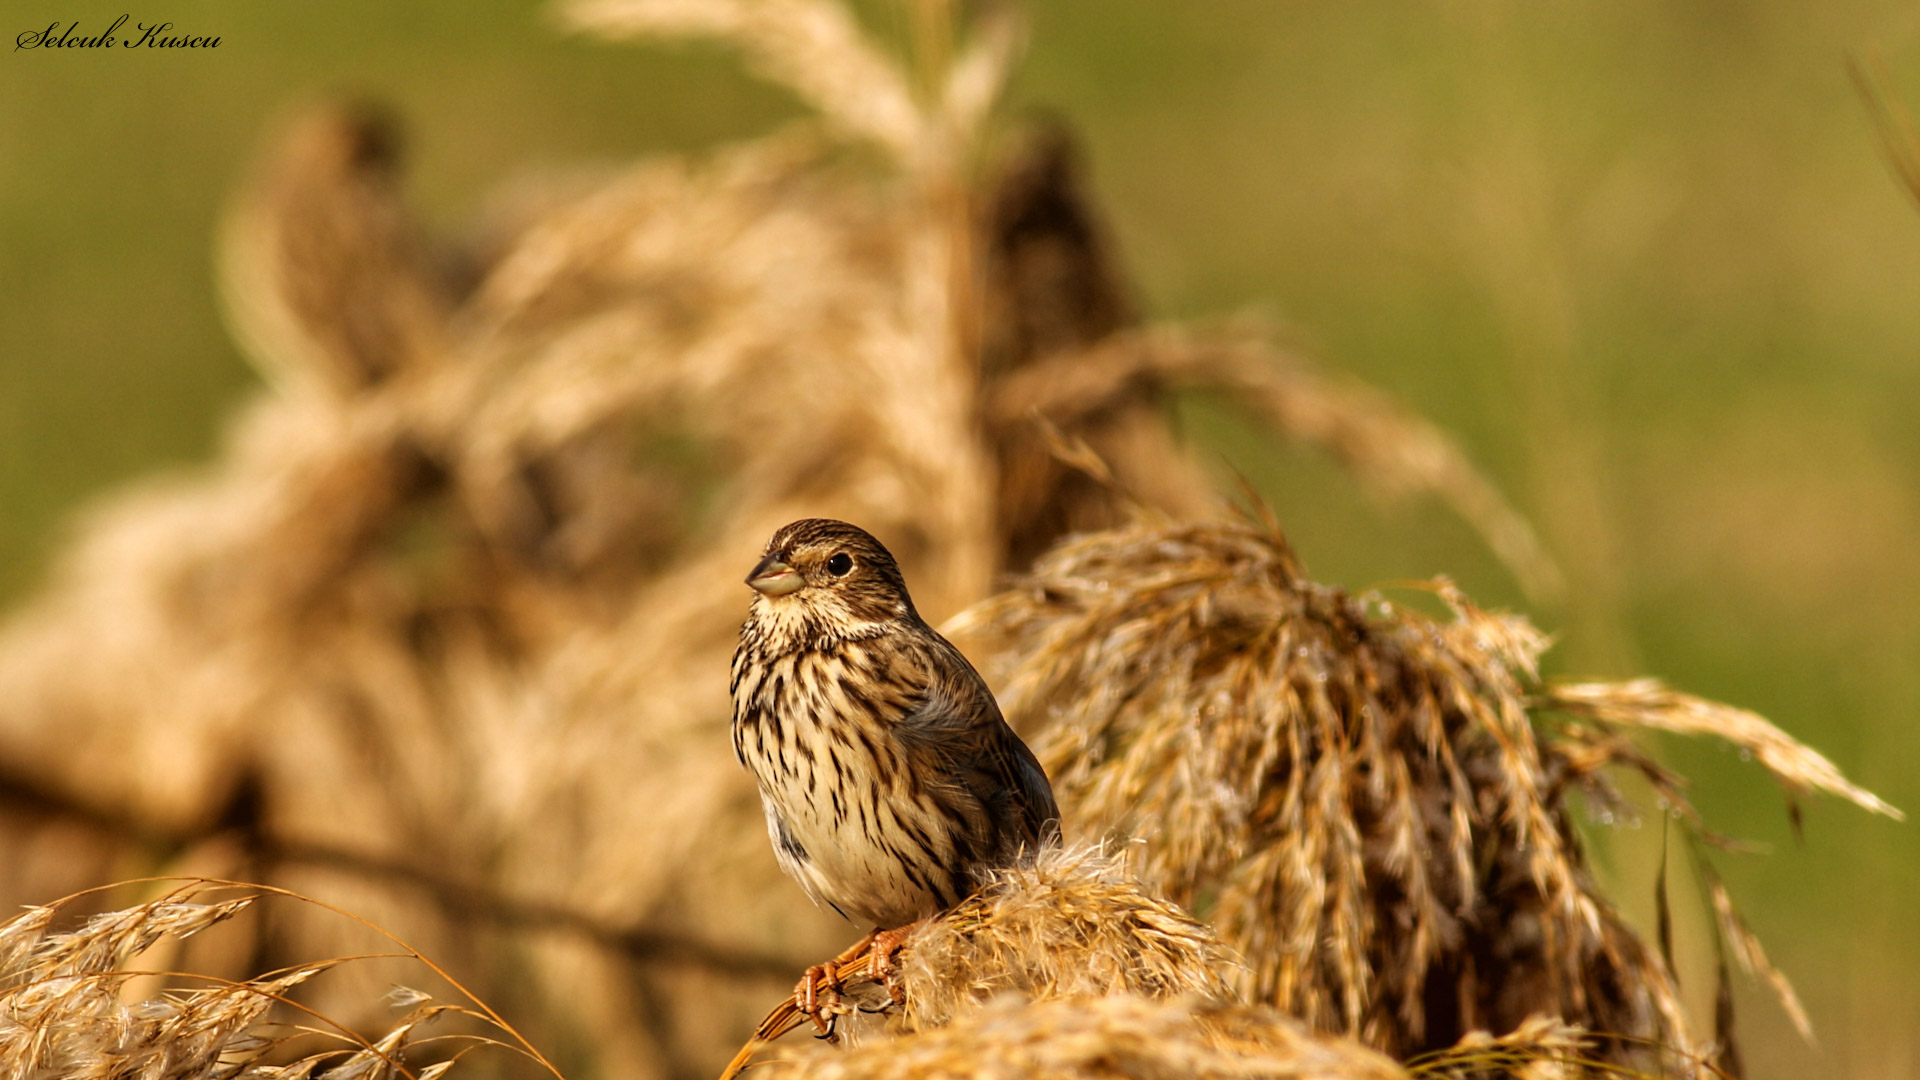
{"left": 0, "top": 2, "right": 1895, "bottom": 1078}
{"left": 714, "top": 844, "right": 1235, "bottom": 1071}
{"left": 757, "top": 996, "right": 1412, "bottom": 1080}
{"left": 888, "top": 845, "right": 1237, "bottom": 1033}
{"left": 0, "top": 848, "right": 1748, "bottom": 1080}
{"left": 949, "top": 516, "right": 1895, "bottom": 1074}
{"left": 0, "top": 881, "right": 556, "bottom": 1080}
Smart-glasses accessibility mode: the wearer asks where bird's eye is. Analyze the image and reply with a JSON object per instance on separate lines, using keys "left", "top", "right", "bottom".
{"left": 827, "top": 553, "right": 853, "bottom": 576}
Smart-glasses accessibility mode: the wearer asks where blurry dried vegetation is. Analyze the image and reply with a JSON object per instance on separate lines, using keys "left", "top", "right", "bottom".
{"left": 0, "top": 881, "right": 553, "bottom": 1080}
{"left": 757, "top": 996, "right": 1412, "bottom": 1080}
{"left": 717, "top": 845, "right": 1241, "bottom": 1076}
{"left": 0, "top": 1, "right": 1893, "bottom": 1078}
{"left": 1851, "top": 47, "right": 1920, "bottom": 219}
{"left": 949, "top": 518, "right": 1896, "bottom": 1075}
{"left": 726, "top": 849, "right": 1618, "bottom": 1080}
{"left": 887, "top": 846, "right": 1236, "bottom": 1033}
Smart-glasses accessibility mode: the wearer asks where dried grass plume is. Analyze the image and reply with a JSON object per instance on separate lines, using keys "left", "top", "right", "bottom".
{"left": 759, "top": 996, "right": 1412, "bottom": 1080}
{"left": 950, "top": 516, "right": 1895, "bottom": 1073}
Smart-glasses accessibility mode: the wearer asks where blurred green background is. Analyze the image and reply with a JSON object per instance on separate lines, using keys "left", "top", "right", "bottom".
{"left": 2, "top": 1, "right": 1916, "bottom": 1076}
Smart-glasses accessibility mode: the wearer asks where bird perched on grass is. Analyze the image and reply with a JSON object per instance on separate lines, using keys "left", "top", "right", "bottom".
{"left": 730, "top": 518, "right": 1059, "bottom": 1034}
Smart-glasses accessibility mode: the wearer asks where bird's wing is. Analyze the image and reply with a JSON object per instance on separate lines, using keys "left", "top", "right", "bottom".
{"left": 894, "top": 634, "right": 1062, "bottom": 857}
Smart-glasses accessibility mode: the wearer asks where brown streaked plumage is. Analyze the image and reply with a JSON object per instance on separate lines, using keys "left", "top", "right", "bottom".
{"left": 730, "top": 518, "right": 1059, "bottom": 1017}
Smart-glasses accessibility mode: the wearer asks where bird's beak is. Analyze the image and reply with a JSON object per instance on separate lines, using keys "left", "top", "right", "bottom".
{"left": 747, "top": 556, "right": 805, "bottom": 596}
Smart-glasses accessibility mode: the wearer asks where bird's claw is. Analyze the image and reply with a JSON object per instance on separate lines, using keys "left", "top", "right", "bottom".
{"left": 795, "top": 923, "right": 916, "bottom": 1040}
{"left": 864, "top": 925, "right": 912, "bottom": 1010}
{"left": 795, "top": 963, "right": 850, "bottom": 1042}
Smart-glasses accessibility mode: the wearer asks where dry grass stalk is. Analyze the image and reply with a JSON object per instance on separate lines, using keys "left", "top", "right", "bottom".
{"left": 721, "top": 847, "right": 1232, "bottom": 1073}
{"left": 889, "top": 845, "right": 1237, "bottom": 1033}
{"left": 561, "top": 0, "right": 927, "bottom": 163}
{"left": 720, "top": 823, "right": 1676, "bottom": 1080}
{"left": 987, "top": 324, "right": 1563, "bottom": 601}
{"left": 0, "top": 1, "right": 1563, "bottom": 1075}
{"left": 755, "top": 996, "right": 1412, "bottom": 1080}
{"left": 1406, "top": 1017, "right": 1608, "bottom": 1080}
{"left": 1539, "top": 680, "right": 1900, "bottom": 821}
{"left": 1850, "top": 47, "right": 1920, "bottom": 215}
{"left": 0, "top": 865, "right": 1686, "bottom": 1080}
{"left": 559, "top": 0, "right": 1020, "bottom": 174}
{"left": 735, "top": 847, "right": 1410, "bottom": 1080}
{"left": 1699, "top": 869, "right": 1808, "bottom": 1042}
{"left": 951, "top": 517, "right": 1889, "bottom": 1073}
{"left": 0, "top": 883, "right": 506, "bottom": 1080}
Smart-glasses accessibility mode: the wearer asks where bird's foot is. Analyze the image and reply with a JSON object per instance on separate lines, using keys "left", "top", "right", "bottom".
{"left": 794, "top": 962, "right": 850, "bottom": 1041}
{"left": 797, "top": 924, "right": 921, "bottom": 1035}
{"left": 863, "top": 921, "right": 921, "bottom": 1010}
{"left": 795, "top": 929, "right": 887, "bottom": 1040}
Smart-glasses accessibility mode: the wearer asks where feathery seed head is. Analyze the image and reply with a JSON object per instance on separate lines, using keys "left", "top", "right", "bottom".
{"left": 760, "top": 995, "right": 1413, "bottom": 1080}
{"left": 954, "top": 518, "right": 1687, "bottom": 1065}
{"left": 889, "top": 845, "right": 1237, "bottom": 1034}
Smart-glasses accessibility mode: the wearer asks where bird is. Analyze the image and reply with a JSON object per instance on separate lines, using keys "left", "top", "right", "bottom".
{"left": 729, "top": 518, "right": 1059, "bottom": 1034}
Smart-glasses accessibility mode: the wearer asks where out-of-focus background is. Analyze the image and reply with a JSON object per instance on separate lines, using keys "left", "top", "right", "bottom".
{"left": 2, "top": 2, "right": 1916, "bottom": 1077}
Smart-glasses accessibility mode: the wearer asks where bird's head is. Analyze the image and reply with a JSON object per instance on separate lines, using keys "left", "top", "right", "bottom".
{"left": 745, "top": 519, "right": 917, "bottom": 643}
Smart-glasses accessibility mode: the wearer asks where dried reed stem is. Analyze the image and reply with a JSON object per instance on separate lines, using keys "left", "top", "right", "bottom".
{"left": 952, "top": 515, "right": 1888, "bottom": 1072}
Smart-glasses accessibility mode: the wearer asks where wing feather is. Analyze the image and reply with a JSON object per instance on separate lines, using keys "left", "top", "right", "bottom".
{"left": 892, "top": 631, "right": 1061, "bottom": 863}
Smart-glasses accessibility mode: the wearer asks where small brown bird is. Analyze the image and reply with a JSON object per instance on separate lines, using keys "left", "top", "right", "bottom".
{"left": 730, "top": 519, "right": 1059, "bottom": 1031}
